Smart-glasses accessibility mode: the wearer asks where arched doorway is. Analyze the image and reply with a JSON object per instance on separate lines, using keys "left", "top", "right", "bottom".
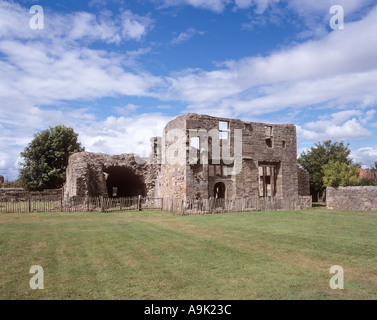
{"left": 214, "top": 182, "right": 226, "bottom": 199}
{"left": 104, "top": 166, "right": 146, "bottom": 198}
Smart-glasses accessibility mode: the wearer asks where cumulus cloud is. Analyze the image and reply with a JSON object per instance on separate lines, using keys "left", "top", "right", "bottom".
{"left": 351, "top": 147, "right": 377, "bottom": 167}
{"left": 297, "top": 119, "right": 372, "bottom": 142}
{"left": 0, "top": 1, "right": 153, "bottom": 44}
{"left": 296, "top": 109, "right": 376, "bottom": 143}
{"left": 78, "top": 113, "right": 173, "bottom": 157}
{"left": 0, "top": 2, "right": 161, "bottom": 105}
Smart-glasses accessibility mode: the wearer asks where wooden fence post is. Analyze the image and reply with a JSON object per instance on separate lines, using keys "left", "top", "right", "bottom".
{"left": 137, "top": 195, "right": 142, "bottom": 211}
{"left": 100, "top": 196, "right": 105, "bottom": 213}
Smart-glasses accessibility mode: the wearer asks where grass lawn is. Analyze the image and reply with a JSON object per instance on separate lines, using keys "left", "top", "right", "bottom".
{"left": 0, "top": 206, "right": 376, "bottom": 300}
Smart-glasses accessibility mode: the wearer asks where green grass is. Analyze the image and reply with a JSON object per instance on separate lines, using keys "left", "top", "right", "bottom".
{"left": 0, "top": 206, "right": 376, "bottom": 300}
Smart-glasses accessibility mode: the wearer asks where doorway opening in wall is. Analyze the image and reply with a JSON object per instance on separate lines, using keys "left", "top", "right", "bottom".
{"left": 104, "top": 166, "right": 146, "bottom": 198}
{"left": 214, "top": 182, "right": 226, "bottom": 199}
{"left": 258, "top": 162, "right": 280, "bottom": 198}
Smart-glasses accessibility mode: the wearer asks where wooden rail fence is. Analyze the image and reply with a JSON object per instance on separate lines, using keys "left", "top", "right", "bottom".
{"left": 0, "top": 195, "right": 312, "bottom": 214}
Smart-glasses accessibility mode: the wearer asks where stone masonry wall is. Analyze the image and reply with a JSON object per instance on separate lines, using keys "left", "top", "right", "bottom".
{"left": 64, "top": 152, "right": 158, "bottom": 198}
{"left": 156, "top": 115, "right": 187, "bottom": 199}
{"left": 183, "top": 113, "right": 298, "bottom": 199}
{"left": 326, "top": 186, "right": 377, "bottom": 211}
{"left": 297, "top": 167, "right": 310, "bottom": 196}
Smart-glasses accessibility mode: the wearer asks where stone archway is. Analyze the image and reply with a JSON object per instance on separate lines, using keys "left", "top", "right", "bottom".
{"left": 214, "top": 182, "right": 226, "bottom": 199}
{"left": 104, "top": 166, "right": 146, "bottom": 198}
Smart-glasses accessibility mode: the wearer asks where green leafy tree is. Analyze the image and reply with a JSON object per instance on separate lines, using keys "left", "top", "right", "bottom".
{"left": 18, "top": 125, "right": 84, "bottom": 190}
{"left": 322, "top": 161, "right": 361, "bottom": 187}
{"left": 298, "top": 140, "right": 353, "bottom": 198}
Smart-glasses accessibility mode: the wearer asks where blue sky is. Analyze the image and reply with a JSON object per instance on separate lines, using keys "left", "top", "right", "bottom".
{"left": 1, "top": 0, "right": 377, "bottom": 180}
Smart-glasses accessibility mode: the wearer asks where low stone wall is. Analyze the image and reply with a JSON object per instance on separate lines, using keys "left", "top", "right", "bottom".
{"left": 0, "top": 188, "right": 62, "bottom": 201}
{"left": 326, "top": 186, "right": 377, "bottom": 211}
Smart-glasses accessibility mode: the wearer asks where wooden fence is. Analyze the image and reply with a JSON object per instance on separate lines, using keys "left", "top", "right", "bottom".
{"left": 162, "top": 196, "right": 312, "bottom": 215}
{"left": 0, "top": 196, "right": 163, "bottom": 213}
{"left": 0, "top": 195, "right": 311, "bottom": 214}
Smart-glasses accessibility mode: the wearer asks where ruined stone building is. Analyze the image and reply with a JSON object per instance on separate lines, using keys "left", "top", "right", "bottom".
{"left": 64, "top": 113, "right": 309, "bottom": 200}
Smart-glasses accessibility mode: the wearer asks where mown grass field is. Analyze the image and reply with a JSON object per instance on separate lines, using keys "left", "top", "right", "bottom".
{"left": 0, "top": 205, "right": 376, "bottom": 300}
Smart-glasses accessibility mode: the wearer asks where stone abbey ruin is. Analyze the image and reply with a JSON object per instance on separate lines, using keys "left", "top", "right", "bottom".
{"left": 64, "top": 113, "right": 310, "bottom": 205}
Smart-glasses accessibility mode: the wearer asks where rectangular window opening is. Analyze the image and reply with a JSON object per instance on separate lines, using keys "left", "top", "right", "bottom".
{"left": 190, "top": 137, "right": 200, "bottom": 149}
{"left": 219, "top": 121, "right": 229, "bottom": 140}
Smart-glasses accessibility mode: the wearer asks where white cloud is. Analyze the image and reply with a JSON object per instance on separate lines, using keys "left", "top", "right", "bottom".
{"left": 114, "top": 104, "right": 140, "bottom": 115}
{"left": 351, "top": 147, "right": 377, "bottom": 167}
{"left": 297, "top": 110, "right": 374, "bottom": 142}
{"left": 0, "top": 41, "right": 161, "bottom": 104}
{"left": 171, "top": 28, "right": 206, "bottom": 44}
{"left": 0, "top": 1, "right": 153, "bottom": 44}
{"left": 78, "top": 113, "right": 173, "bottom": 158}
{"left": 234, "top": 0, "right": 279, "bottom": 13}
{"left": 359, "top": 109, "right": 376, "bottom": 125}
{"left": 154, "top": 0, "right": 231, "bottom": 13}
{"left": 121, "top": 10, "right": 154, "bottom": 41}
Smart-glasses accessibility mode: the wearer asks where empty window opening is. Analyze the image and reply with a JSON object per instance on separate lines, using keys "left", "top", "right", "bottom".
{"left": 189, "top": 137, "right": 200, "bottom": 164}
{"left": 219, "top": 121, "right": 229, "bottom": 131}
{"left": 264, "top": 125, "right": 273, "bottom": 137}
{"left": 104, "top": 166, "right": 146, "bottom": 198}
{"left": 282, "top": 140, "right": 286, "bottom": 148}
{"left": 244, "top": 123, "right": 252, "bottom": 131}
{"left": 214, "top": 182, "right": 226, "bottom": 199}
{"left": 266, "top": 138, "right": 273, "bottom": 148}
{"left": 190, "top": 137, "right": 200, "bottom": 149}
{"left": 219, "top": 121, "right": 229, "bottom": 140}
{"left": 259, "top": 165, "right": 277, "bottom": 198}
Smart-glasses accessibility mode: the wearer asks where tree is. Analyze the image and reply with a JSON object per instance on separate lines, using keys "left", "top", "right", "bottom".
{"left": 297, "top": 140, "right": 353, "bottom": 199}
{"left": 323, "top": 161, "right": 360, "bottom": 187}
{"left": 18, "top": 125, "right": 84, "bottom": 190}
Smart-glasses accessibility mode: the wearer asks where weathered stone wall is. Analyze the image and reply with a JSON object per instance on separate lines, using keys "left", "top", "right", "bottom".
{"left": 64, "top": 152, "right": 158, "bottom": 198}
{"left": 0, "top": 188, "right": 62, "bottom": 201}
{"left": 182, "top": 113, "right": 298, "bottom": 200}
{"left": 156, "top": 115, "right": 187, "bottom": 199}
{"left": 297, "top": 167, "right": 310, "bottom": 196}
{"left": 326, "top": 186, "right": 377, "bottom": 211}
